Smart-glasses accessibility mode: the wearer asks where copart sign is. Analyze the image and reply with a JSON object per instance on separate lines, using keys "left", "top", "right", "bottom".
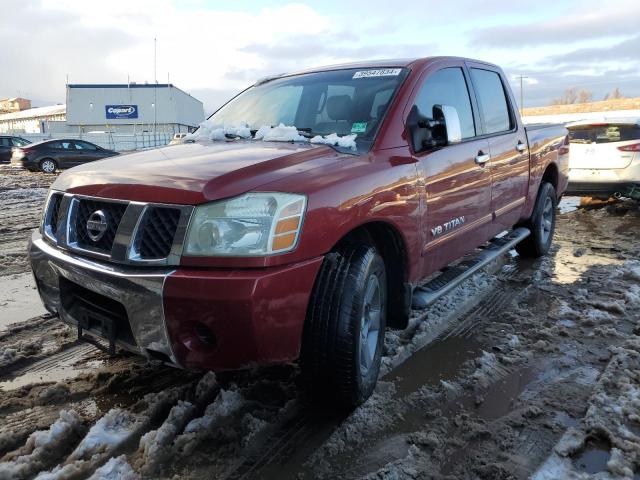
{"left": 105, "top": 105, "right": 138, "bottom": 119}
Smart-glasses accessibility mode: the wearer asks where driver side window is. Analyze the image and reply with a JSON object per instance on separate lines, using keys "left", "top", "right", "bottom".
{"left": 414, "top": 68, "right": 476, "bottom": 140}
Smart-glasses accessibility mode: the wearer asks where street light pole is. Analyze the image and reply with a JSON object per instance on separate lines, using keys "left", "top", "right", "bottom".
{"left": 516, "top": 75, "right": 528, "bottom": 116}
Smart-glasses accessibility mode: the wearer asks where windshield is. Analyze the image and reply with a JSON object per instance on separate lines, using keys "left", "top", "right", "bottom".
{"left": 198, "top": 67, "right": 409, "bottom": 151}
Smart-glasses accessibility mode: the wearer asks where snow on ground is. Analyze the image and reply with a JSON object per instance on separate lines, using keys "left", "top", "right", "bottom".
{"left": 29, "top": 389, "right": 182, "bottom": 480}
{"left": 533, "top": 337, "right": 640, "bottom": 479}
{"left": 173, "top": 388, "right": 245, "bottom": 456}
{"left": 381, "top": 269, "right": 498, "bottom": 375}
{"left": 1, "top": 166, "right": 639, "bottom": 479}
{"left": 0, "top": 338, "right": 42, "bottom": 369}
{"left": 136, "top": 401, "right": 194, "bottom": 475}
{"left": 0, "top": 273, "right": 47, "bottom": 331}
{"left": 0, "top": 410, "right": 84, "bottom": 480}
{"left": 87, "top": 455, "right": 137, "bottom": 480}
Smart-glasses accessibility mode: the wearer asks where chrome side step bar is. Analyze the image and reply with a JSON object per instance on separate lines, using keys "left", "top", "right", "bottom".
{"left": 411, "top": 227, "right": 531, "bottom": 310}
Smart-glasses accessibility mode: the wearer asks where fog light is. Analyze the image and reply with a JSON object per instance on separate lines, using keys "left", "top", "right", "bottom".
{"left": 194, "top": 322, "right": 216, "bottom": 346}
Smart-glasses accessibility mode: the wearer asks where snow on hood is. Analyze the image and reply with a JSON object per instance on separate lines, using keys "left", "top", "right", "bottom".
{"left": 188, "top": 122, "right": 357, "bottom": 150}
{"left": 191, "top": 123, "right": 252, "bottom": 141}
{"left": 254, "top": 124, "right": 307, "bottom": 142}
{"left": 310, "top": 133, "right": 357, "bottom": 150}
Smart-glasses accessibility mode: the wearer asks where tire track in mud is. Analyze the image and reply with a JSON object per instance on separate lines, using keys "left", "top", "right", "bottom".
{"left": 302, "top": 261, "right": 539, "bottom": 479}
{"left": 215, "top": 257, "right": 537, "bottom": 480}
{"left": 2, "top": 170, "right": 638, "bottom": 480}
{"left": 0, "top": 255, "right": 525, "bottom": 480}
{"left": 0, "top": 166, "right": 55, "bottom": 278}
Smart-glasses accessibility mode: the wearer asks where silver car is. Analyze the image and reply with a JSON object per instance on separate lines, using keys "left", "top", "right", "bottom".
{"left": 566, "top": 118, "right": 640, "bottom": 198}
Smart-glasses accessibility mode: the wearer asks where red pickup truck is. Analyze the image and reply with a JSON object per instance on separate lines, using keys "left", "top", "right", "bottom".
{"left": 29, "top": 57, "right": 568, "bottom": 407}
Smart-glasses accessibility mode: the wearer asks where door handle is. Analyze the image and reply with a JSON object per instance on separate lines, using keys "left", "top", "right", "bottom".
{"left": 475, "top": 151, "right": 490, "bottom": 165}
{"left": 516, "top": 141, "right": 528, "bottom": 153}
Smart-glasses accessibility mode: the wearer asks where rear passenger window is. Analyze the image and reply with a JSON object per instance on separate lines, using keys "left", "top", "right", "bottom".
{"left": 0, "top": 138, "right": 10, "bottom": 147}
{"left": 414, "top": 68, "right": 476, "bottom": 139}
{"left": 470, "top": 68, "right": 512, "bottom": 134}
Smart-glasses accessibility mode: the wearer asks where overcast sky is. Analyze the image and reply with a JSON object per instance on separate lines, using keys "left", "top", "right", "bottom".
{"left": 2, "top": 0, "right": 639, "bottom": 113}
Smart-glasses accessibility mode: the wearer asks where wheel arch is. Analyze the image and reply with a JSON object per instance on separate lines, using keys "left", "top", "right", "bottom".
{"left": 332, "top": 220, "right": 412, "bottom": 329}
{"left": 541, "top": 162, "right": 559, "bottom": 196}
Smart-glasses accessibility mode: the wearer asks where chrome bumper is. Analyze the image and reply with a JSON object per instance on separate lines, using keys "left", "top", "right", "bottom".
{"left": 29, "top": 230, "right": 180, "bottom": 365}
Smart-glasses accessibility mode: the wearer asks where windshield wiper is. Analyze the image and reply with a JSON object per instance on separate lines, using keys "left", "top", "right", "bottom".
{"left": 295, "top": 127, "right": 315, "bottom": 138}
{"left": 225, "top": 133, "right": 244, "bottom": 140}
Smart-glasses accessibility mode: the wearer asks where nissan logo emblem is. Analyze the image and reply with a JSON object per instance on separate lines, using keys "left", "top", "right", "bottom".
{"left": 86, "top": 210, "right": 108, "bottom": 242}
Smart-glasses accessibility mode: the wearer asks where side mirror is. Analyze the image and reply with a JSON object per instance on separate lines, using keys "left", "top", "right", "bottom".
{"left": 406, "top": 104, "right": 462, "bottom": 153}
{"left": 434, "top": 105, "right": 462, "bottom": 144}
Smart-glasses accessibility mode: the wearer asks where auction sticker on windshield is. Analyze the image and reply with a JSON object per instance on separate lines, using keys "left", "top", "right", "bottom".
{"left": 351, "top": 122, "right": 367, "bottom": 133}
{"left": 352, "top": 68, "right": 402, "bottom": 79}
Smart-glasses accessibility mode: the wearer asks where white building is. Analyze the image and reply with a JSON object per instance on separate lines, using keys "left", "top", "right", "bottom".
{"left": 65, "top": 83, "right": 204, "bottom": 134}
{"left": 0, "top": 104, "right": 66, "bottom": 134}
{"left": 0, "top": 83, "right": 204, "bottom": 136}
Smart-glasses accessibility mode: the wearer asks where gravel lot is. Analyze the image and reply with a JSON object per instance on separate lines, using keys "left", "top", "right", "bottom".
{"left": 0, "top": 167, "right": 639, "bottom": 479}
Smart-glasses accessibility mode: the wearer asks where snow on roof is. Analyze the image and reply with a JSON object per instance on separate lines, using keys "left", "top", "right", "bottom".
{"left": 523, "top": 109, "right": 640, "bottom": 126}
{"left": 566, "top": 116, "right": 640, "bottom": 127}
{"left": 0, "top": 104, "right": 66, "bottom": 121}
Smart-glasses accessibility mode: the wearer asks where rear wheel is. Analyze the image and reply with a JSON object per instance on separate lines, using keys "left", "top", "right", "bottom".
{"left": 39, "top": 159, "right": 57, "bottom": 174}
{"left": 301, "top": 244, "right": 387, "bottom": 408}
{"left": 516, "top": 181, "right": 557, "bottom": 258}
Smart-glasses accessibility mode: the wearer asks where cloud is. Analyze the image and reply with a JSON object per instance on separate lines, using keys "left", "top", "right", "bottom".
{"left": 0, "top": 0, "right": 135, "bottom": 104}
{"left": 470, "top": 1, "right": 640, "bottom": 47}
{"left": 546, "top": 35, "right": 640, "bottom": 64}
{"left": 1, "top": 0, "right": 639, "bottom": 110}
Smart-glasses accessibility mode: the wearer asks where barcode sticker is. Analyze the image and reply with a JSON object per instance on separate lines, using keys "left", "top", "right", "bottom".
{"left": 352, "top": 69, "right": 402, "bottom": 79}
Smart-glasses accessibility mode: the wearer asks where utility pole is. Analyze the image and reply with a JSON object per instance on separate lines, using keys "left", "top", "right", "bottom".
{"left": 154, "top": 37, "right": 157, "bottom": 147}
{"left": 516, "top": 75, "right": 528, "bottom": 115}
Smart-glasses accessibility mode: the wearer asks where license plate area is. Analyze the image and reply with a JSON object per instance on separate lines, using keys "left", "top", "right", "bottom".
{"left": 77, "top": 307, "right": 117, "bottom": 355}
{"left": 58, "top": 276, "right": 137, "bottom": 355}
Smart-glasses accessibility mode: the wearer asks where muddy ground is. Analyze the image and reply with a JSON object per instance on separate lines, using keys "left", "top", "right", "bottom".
{"left": 0, "top": 166, "right": 639, "bottom": 480}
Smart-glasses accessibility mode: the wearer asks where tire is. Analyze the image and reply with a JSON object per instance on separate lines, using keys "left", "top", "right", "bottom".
{"left": 39, "top": 159, "right": 57, "bottom": 174}
{"left": 516, "top": 181, "right": 557, "bottom": 258}
{"left": 301, "top": 244, "right": 387, "bottom": 408}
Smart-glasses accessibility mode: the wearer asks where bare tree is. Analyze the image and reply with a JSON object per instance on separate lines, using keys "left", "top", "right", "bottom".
{"left": 611, "top": 87, "right": 624, "bottom": 99}
{"left": 577, "top": 89, "right": 593, "bottom": 103}
{"left": 551, "top": 87, "right": 579, "bottom": 105}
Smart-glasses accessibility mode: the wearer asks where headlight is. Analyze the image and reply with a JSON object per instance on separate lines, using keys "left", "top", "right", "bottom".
{"left": 184, "top": 192, "right": 307, "bottom": 256}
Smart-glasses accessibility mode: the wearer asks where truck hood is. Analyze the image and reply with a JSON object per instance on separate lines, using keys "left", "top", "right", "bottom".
{"left": 52, "top": 140, "right": 346, "bottom": 204}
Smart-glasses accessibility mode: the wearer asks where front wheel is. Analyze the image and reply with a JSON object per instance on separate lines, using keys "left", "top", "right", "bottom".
{"left": 301, "top": 244, "right": 387, "bottom": 408}
{"left": 516, "top": 181, "right": 557, "bottom": 258}
{"left": 39, "top": 159, "right": 57, "bottom": 174}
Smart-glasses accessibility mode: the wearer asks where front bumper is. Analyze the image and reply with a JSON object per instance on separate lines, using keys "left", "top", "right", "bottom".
{"left": 29, "top": 230, "right": 323, "bottom": 370}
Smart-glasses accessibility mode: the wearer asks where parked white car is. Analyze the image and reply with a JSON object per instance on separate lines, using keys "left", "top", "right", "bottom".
{"left": 566, "top": 118, "right": 640, "bottom": 198}
{"left": 169, "top": 132, "right": 188, "bottom": 145}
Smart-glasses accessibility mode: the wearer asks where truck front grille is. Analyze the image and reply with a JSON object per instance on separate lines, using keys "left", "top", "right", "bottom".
{"left": 137, "top": 207, "right": 181, "bottom": 259}
{"left": 48, "top": 193, "right": 63, "bottom": 238}
{"left": 42, "top": 192, "right": 192, "bottom": 266}
{"left": 74, "top": 199, "right": 127, "bottom": 253}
